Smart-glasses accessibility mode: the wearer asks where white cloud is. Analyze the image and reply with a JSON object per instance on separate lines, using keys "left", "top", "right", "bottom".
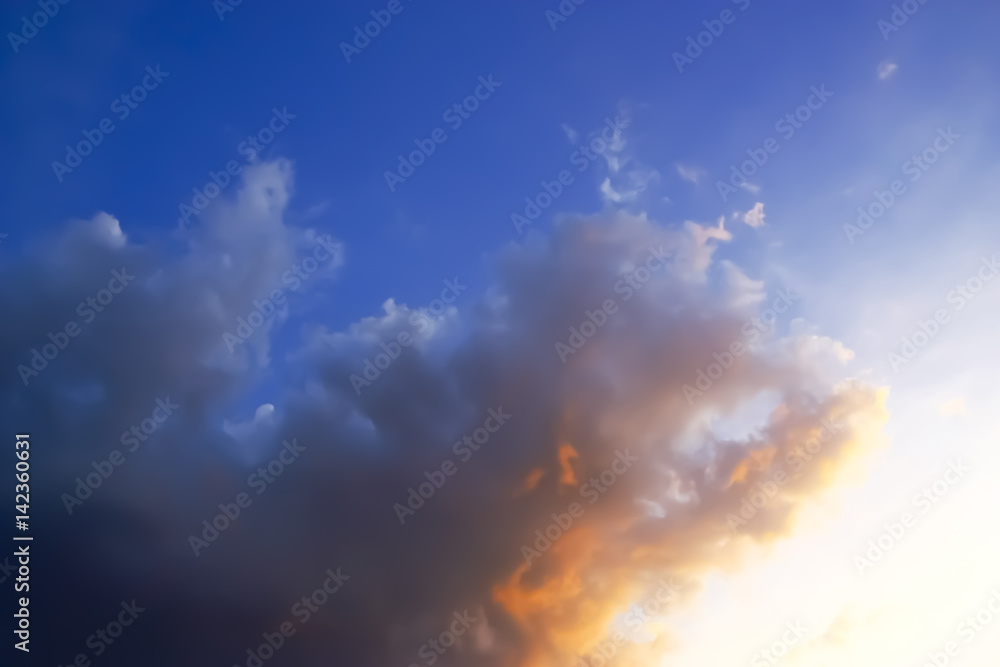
{"left": 600, "top": 168, "right": 660, "bottom": 205}
{"left": 560, "top": 123, "right": 579, "bottom": 144}
{"left": 597, "top": 121, "right": 660, "bottom": 205}
{"left": 743, "top": 202, "right": 766, "bottom": 228}
{"left": 600, "top": 178, "right": 623, "bottom": 203}
{"left": 680, "top": 216, "right": 732, "bottom": 281}
{"left": 720, "top": 259, "right": 766, "bottom": 307}
{"left": 878, "top": 61, "right": 898, "bottom": 80}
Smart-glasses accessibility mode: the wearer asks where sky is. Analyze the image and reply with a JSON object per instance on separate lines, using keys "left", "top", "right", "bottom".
{"left": 2, "top": 0, "right": 1000, "bottom": 665}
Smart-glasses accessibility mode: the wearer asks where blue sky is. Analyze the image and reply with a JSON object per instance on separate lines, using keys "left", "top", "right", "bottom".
{"left": 3, "top": 1, "right": 1000, "bottom": 665}
{"left": 4, "top": 0, "right": 997, "bottom": 332}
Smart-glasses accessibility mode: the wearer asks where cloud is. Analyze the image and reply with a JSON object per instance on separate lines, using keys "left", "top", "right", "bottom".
{"left": 600, "top": 169, "right": 660, "bottom": 204}
{"left": 720, "top": 259, "right": 766, "bottom": 307}
{"left": 676, "top": 164, "right": 704, "bottom": 185}
{"left": 4, "top": 164, "right": 887, "bottom": 666}
{"left": 597, "top": 119, "right": 660, "bottom": 206}
{"left": 561, "top": 123, "right": 579, "bottom": 144}
{"left": 683, "top": 215, "right": 732, "bottom": 281}
{"left": 877, "top": 61, "right": 898, "bottom": 80}
{"left": 743, "top": 202, "right": 766, "bottom": 228}
{"left": 223, "top": 403, "right": 279, "bottom": 459}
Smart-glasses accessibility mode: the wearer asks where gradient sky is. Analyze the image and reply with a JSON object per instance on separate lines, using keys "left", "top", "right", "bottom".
{"left": 2, "top": 1, "right": 1000, "bottom": 666}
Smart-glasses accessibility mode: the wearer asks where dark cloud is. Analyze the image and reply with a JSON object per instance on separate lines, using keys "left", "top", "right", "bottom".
{"left": 1, "top": 163, "right": 885, "bottom": 667}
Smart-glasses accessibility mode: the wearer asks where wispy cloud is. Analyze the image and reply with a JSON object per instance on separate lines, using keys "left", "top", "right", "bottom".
{"left": 878, "top": 61, "right": 898, "bottom": 80}
{"left": 561, "top": 122, "right": 579, "bottom": 144}
{"left": 677, "top": 164, "right": 704, "bottom": 185}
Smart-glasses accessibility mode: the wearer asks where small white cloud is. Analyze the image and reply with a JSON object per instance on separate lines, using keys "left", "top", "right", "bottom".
{"left": 678, "top": 216, "right": 732, "bottom": 281}
{"left": 561, "top": 123, "right": 579, "bottom": 144}
{"left": 740, "top": 182, "right": 760, "bottom": 194}
{"left": 600, "top": 178, "right": 623, "bottom": 204}
{"left": 938, "top": 397, "right": 968, "bottom": 417}
{"left": 676, "top": 164, "right": 703, "bottom": 185}
{"left": 743, "top": 202, "right": 766, "bottom": 228}
{"left": 687, "top": 216, "right": 732, "bottom": 246}
{"left": 595, "top": 118, "right": 659, "bottom": 206}
{"left": 785, "top": 334, "right": 856, "bottom": 367}
{"left": 878, "top": 61, "right": 898, "bottom": 80}
{"left": 600, "top": 168, "right": 660, "bottom": 205}
{"left": 88, "top": 212, "right": 127, "bottom": 248}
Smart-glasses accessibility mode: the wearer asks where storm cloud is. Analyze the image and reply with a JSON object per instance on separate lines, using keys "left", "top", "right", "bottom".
{"left": 1, "top": 162, "right": 886, "bottom": 667}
